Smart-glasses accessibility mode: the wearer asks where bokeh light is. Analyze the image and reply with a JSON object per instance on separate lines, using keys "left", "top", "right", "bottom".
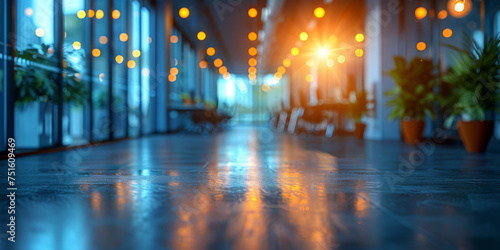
{"left": 248, "top": 8, "right": 258, "bottom": 18}
{"left": 417, "top": 42, "right": 427, "bottom": 51}
{"left": 179, "top": 7, "right": 190, "bottom": 18}
{"left": 415, "top": 7, "right": 427, "bottom": 20}
{"left": 248, "top": 32, "right": 257, "bottom": 41}
{"left": 300, "top": 32, "right": 308, "bottom": 41}
{"left": 207, "top": 47, "right": 216, "bottom": 56}
{"left": 314, "top": 7, "right": 325, "bottom": 18}
{"left": 197, "top": 31, "right": 206, "bottom": 41}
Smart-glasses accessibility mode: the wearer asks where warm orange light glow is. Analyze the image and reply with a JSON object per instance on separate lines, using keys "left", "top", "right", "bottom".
{"left": 248, "top": 47, "right": 257, "bottom": 56}
{"left": 415, "top": 7, "right": 427, "bottom": 20}
{"left": 326, "top": 59, "right": 334, "bottom": 67}
{"left": 168, "top": 74, "right": 176, "bottom": 82}
{"left": 438, "top": 10, "right": 448, "bottom": 19}
{"left": 338, "top": 55, "right": 346, "bottom": 63}
{"left": 355, "top": 33, "right": 364, "bottom": 42}
{"left": 199, "top": 61, "right": 208, "bottom": 69}
{"left": 219, "top": 66, "right": 227, "bottom": 74}
{"left": 355, "top": 49, "right": 364, "bottom": 57}
{"left": 179, "top": 7, "right": 190, "bottom": 18}
{"left": 299, "top": 32, "right": 308, "bottom": 41}
{"left": 283, "top": 58, "right": 291, "bottom": 67}
{"left": 115, "top": 55, "right": 124, "bottom": 64}
{"left": 454, "top": 1, "right": 465, "bottom": 12}
{"left": 96, "top": 9, "right": 104, "bottom": 19}
{"left": 318, "top": 48, "right": 328, "bottom": 57}
{"left": 197, "top": 31, "right": 206, "bottom": 41}
{"left": 170, "top": 67, "right": 179, "bottom": 76}
{"left": 206, "top": 47, "right": 215, "bottom": 56}
{"left": 448, "top": 0, "right": 471, "bottom": 18}
{"left": 132, "top": 50, "right": 141, "bottom": 57}
{"left": 88, "top": 9, "right": 95, "bottom": 18}
{"left": 274, "top": 72, "right": 282, "bottom": 80}
{"left": 306, "top": 74, "right": 313, "bottom": 82}
{"left": 443, "top": 28, "right": 453, "bottom": 38}
{"left": 249, "top": 73, "right": 256, "bottom": 80}
{"left": 92, "top": 48, "right": 101, "bottom": 57}
{"left": 291, "top": 47, "right": 299, "bottom": 56}
{"left": 35, "top": 28, "right": 44, "bottom": 37}
{"left": 223, "top": 72, "right": 231, "bottom": 80}
{"left": 248, "top": 58, "right": 257, "bottom": 67}
{"left": 112, "top": 10, "right": 121, "bottom": 19}
{"left": 77, "top": 10, "right": 86, "bottom": 19}
{"left": 72, "top": 41, "right": 81, "bottom": 50}
{"left": 170, "top": 35, "right": 179, "bottom": 43}
{"left": 214, "top": 58, "right": 223, "bottom": 68}
{"left": 99, "top": 36, "right": 108, "bottom": 44}
{"left": 417, "top": 42, "right": 427, "bottom": 51}
{"left": 119, "top": 33, "right": 128, "bottom": 42}
{"left": 248, "top": 67, "right": 257, "bottom": 74}
{"left": 248, "top": 8, "right": 258, "bottom": 18}
{"left": 127, "top": 60, "right": 136, "bottom": 68}
{"left": 314, "top": 7, "right": 325, "bottom": 18}
{"left": 248, "top": 32, "right": 258, "bottom": 41}
{"left": 277, "top": 66, "right": 286, "bottom": 74}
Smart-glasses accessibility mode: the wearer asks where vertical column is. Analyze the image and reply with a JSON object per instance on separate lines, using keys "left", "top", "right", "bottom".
{"left": 364, "top": 0, "right": 403, "bottom": 140}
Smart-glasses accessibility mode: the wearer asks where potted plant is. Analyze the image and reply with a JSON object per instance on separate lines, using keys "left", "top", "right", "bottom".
{"left": 442, "top": 35, "right": 500, "bottom": 153}
{"left": 14, "top": 43, "right": 87, "bottom": 148}
{"left": 348, "top": 90, "right": 368, "bottom": 139}
{"left": 385, "top": 56, "right": 437, "bottom": 144}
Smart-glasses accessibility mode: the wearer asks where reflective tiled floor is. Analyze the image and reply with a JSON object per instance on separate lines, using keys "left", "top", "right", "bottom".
{"left": 2, "top": 126, "right": 500, "bottom": 249}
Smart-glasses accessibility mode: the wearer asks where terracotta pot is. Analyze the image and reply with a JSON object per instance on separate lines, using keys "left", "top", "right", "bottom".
{"left": 401, "top": 120, "right": 425, "bottom": 144}
{"left": 354, "top": 123, "right": 366, "bottom": 139}
{"left": 457, "top": 120, "right": 494, "bottom": 153}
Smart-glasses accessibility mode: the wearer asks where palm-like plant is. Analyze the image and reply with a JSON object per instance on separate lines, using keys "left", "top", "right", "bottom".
{"left": 385, "top": 56, "right": 437, "bottom": 121}
{"left": 442, "top": 34, "right": 500, "bottom": 127}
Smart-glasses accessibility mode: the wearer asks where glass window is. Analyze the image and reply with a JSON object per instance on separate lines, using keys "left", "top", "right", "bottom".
{"left": 112, "top": 0, "right": 128, "bottom": 139}
{"left": 62, "top": 0, "right": 90, "bottom": 146}
{"left": 128, "top": 0, "right": 140, "bottom": 137}
{"left": 141, "top": 6, "right": 155, "bottom": 134}
{"left": 14, "top": 0, "right": 58, "bottom": 149}
{"left": 92, "top": 0, "right": 110, "bottom": 141}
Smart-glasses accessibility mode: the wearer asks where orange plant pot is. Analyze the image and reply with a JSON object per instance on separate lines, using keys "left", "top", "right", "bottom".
{"left": 401, "top": 120, "right": 425, "bottom": 144}
{"left": 354, "top": 123, "right": 366, "bottom": 139}
{"left": 457, "top": 120, "right": 494, "bottom": 153}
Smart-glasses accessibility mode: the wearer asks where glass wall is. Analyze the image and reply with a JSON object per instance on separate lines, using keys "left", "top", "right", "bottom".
{"left": 92, "top": 0, "right": 111, "bottom": 141}
{"left": 112, "top": 0, "right": 128, "bottom": 139}
{"left": 14, "top": 0, "right": 57, "bottom": 149}
{"left": 128, "top": 0, "right": 140, "bottom": 137}
{"left": 1, "top": 0, "right": 220, "bottom": 154}
{"left": 63, "top": 0, "right": 90, "bottom": 146}
{"left": 141, "top": 6, "right": 155, "bottom": 134}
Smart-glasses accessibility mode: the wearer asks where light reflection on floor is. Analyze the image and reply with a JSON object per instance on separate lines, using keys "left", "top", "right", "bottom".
{"left": 3, "top": 126, "right": 500, "bottom": 249}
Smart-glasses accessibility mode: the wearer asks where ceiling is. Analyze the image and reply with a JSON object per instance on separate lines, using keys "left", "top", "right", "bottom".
{"left": 170, "top": 0, "right": 366, "bottom": 74}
